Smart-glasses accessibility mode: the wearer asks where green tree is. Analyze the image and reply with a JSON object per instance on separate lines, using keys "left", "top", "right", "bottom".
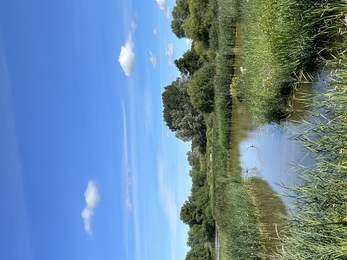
{"left": 162, "top": 77, "right": 206, "bottom": 144}
{"left": 185, "top": 242, "right": 213, "bottom": 260}
{"left": 171, "top": 0, "right": 190, "bottom": 38}
{"left": 162, "top": 78, "right": 190, "bottom": 131}
{"left": 171, "top": 103, "right": 206, "bottom": 143}
{"left": 174, "top": 49, "right": 203, "bottom": 76}
{"left": 188, "top": 63, "right": 215, "bottom": 113}
{"left": 187, "top": 147, "right": 200, "bottom": 169}
{"left": 182, "top": 0, "right": 211, "bottom": 44}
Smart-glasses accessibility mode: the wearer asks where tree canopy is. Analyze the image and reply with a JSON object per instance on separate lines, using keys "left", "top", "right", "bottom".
{"left": 162, "top": 78, "right": 190, "bottom": 131}
{"left": 188, "top": 63, "right": 215, "bottom": 113}
{"left": 171, "top": 0, "right": 190, "bottom": 38}
{"left": 174, "top": 49, "right": 203, "bottom": 77}
{"left": 162, "top": 77, "right": 207, "bottom": 145}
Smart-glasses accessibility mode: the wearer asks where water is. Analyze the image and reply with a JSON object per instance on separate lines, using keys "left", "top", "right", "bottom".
{"left": 237, "top": 70, "right": 330, "bottom": 205}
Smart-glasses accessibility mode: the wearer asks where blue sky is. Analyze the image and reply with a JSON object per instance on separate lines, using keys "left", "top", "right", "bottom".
{"left": 0, "top": 0, "right": 192, "bottom": 259}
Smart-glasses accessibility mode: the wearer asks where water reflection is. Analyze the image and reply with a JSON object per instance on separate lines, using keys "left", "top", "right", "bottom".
{"left": 238, "top": 70, "right": 330, "bottom": 205}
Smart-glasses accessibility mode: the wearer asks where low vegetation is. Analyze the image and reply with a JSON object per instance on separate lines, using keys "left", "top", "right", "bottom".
{"left": 163, "top": 0, "right": 347, "bottom": 259}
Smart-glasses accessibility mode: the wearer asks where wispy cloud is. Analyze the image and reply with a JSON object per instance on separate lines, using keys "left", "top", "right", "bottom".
{"left": 81, "top": 181, "right": 100, "bottom": 235}
{"left": 144, "top": 90, "right": 153, "bottom": 135}
{"left": 131, "top": 20, "right": 137, "bottom": 30}
{"left": 156, "top": 0, "right": 171, "bottom": 18}
{"left": 0, "top": 31, "right": 34, "bottom": 259}
{"left": 118, "top": 21, "right": 137, "bottom": 77}
{"left": 157, "top": 156, "right": 177, "bottom": 236}
{"left": 125, "top": 197, "right": 132, "bottom": 211}
{"left": 149, "top": 51, "right": 157, "bottom": 68}
{"left": 153, "top": 27, "right": 157, "bottom": 35}
{"left": 164, "top": 39, "right": 174, "bottom": 67}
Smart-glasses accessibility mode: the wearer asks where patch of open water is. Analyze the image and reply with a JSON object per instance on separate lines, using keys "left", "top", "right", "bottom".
{"left": 238, "top": 70, "right": 330, "bottom": 205}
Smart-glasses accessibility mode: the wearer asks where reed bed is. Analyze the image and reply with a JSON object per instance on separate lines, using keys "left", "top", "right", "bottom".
{"left": 211, "top": 0, "right": 264, "bottom": 259}
{"left": 214, "top": 0, "right": 241, "bottom": 149}
{"left": 238, "top": 0, "right": 347, "bottom": 124}
{"left": 277, "top": 83, "right": 347, "bottom": 259}
{"left": 273, "top": 4, "right": 347, "bottom": 257}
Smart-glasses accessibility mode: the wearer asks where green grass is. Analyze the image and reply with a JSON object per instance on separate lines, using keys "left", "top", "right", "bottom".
{"left": 238, "top": 0, "right": 347, "bottom": 124}
{"left": 262, "top": 2, "right": 347, "bottom": 258}
{"left": 209, "top": 0, "right": 347, "bottom": 259}
{"left": 245, "top": 177, "right": 287, "bottom": 258}
{"left": 277, "top": 83, "right": 347, "bottom": 259}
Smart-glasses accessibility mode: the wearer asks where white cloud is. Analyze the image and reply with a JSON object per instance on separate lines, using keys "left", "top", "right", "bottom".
{"left": 164, "top": 39, "right": 174, "bottom": 67}
{"left": 153, "top": 27, "right": 157, "bottom": 35}
{"left": 118, "top": 32, "right": 135, "bottom": 77}
{"left": 131, "top": 20, "right": 137, "bottom": 30}
{"left": 149, "top": 51, "right": 157, "bottom": 68}
{"left": 166, "top": 130, "right": 170, "bottom": 138}
{"left": 81, "top": 181, "right": 100, "bottom": 235}
{"left": 125, "top": 197, "right": 132, "bottom": 211}
{"left": 156, "top": 0, "right": 171, "bottom": 18}
{"left": 186, "top": 38, "right": 192, "bottom": 47}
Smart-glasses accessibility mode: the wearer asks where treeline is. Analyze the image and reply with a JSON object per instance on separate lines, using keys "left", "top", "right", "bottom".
{"left": 162, "top": 0, "right": 224, "bottom": 259}
{"left": 162, "top": 0, "right": 219, "bottom": 147}
{"left": 181, "top": 148, "right": 215, "bottom": 260}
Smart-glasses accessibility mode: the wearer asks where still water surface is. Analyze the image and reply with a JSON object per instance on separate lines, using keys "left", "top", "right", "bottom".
{"left": 238, "top": 70, "right": 329, "bottom": 204}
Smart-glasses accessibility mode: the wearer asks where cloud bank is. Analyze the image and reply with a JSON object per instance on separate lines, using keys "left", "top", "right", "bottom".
{"left": 156, "top": 0, "right": 171, "bottom": 18}
{"left": 81, "top": 180, "right": 100, "bottom": 235}
{"left": 164, "top": 40, "right": 174, "bottom": 67}
{"left": 149, "top": 51, "right": 157, "bottom": 68}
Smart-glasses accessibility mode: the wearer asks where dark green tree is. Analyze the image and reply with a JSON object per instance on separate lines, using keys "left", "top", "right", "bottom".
{"left": 162, "top": 77, "right": 206, "bottom": 144}
{"left": 182, "top": 0, "right": 211, "bottom": 44}
{"left": 188, "top": 63, "right": 215, "bottom": 113}
{"left": 185, "top": 240, "right": 213, "bottom": 260}
{"left": 170, "top": 103, "right": 206, "bottom": 143}
{"left": 162, "top": 78, "right": 190, "bottom": 131}
{"left": 174, "top": 49, "right": 203, "bottom": 76}
{"left": 171, "top": 0, "right": 190, "bottom": 38}
{"left": 187, "top": 147, "right": 200, "bottom": 169}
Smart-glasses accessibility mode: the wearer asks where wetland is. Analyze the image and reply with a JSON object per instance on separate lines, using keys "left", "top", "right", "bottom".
{"left": 164, "top": 0, "right": 347, "bottom": 258}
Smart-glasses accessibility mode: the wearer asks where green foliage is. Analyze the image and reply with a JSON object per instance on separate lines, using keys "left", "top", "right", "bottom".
{"left": 180, "top": 143, "right": 215, "bottom": 259}
{"left": 187, "top": 146, "right": 201, "bottom": 169}
{"left": 245, "top": 177, "right": 286, "bottom": 257}
{"left": 208, "top": 0, "right": 219, "bottom": 51}
{"left": 171, "top": 0, "right": 190, "bottom": 38}
{"left": 171, "top": 19, "right": 186, "bottom": 39}
{"left": 174, "top": 49, "right": 203, "bottom": 76}
{"left": 185, "top": 242, "right": 213, "bottom": 260}
{"left": 183, "top": 0, "right": 211, "bottom": 44}
{"left": 162, "top": 78, "right": 190, "bottom": 130}
{"left": 212, "top": 98, "right": 262, "bottom": 260}
{"left": 277, "top": 52, "right": 347, "bottom": 258}
{"left": 189, "top": 63, "right": 215, "bottom": 113}
{"left": 162, "top": 77, "right": 207, "bottom": 145}
{"left": 238, "top": 0, "right": 344, "bottom": 124}
{"left": 171, "top": 103, "right": 207, "bottom": 144}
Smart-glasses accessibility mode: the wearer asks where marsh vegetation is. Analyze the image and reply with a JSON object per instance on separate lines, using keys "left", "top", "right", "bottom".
{"left": 163, "top": 0, "right": 347, "bottom": 259}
